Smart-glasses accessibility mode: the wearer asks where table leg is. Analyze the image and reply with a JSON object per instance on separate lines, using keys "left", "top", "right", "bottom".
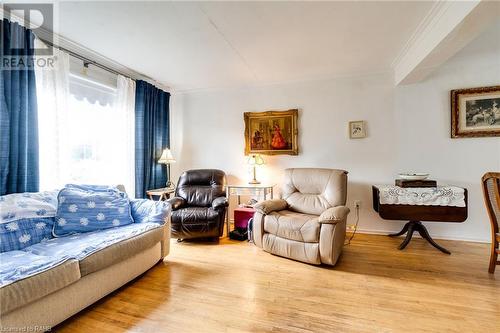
{"left": 398, "top": 222, "right": 415, "bottom": 250}
{"left": 415, "top": 222, "right": 451, "bottom": 255}
{"left": 389, "top": 221, "right": 451, "bottom": 254}
{"left": 271, "top": 187, "right": 274, "bottom": 199}
{"left": 264, "top": 190, "right": 267, "bottom": 201}
{"left": 389, "top": 222, "right": 410, "bottom": 237}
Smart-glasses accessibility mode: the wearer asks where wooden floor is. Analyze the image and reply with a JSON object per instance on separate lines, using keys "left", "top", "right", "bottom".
{"left": 57, "top": 234, "right": 499, "bottom": 333}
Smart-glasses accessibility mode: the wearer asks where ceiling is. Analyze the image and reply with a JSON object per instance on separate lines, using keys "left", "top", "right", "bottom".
{"left": 58, "top": 1, "right": 436, "bottom": 92}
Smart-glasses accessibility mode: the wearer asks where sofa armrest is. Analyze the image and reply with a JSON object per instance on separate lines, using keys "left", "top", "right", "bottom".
{"left": 166, "top": 197, "right": 185, "bottom": 210}
{"left": 212, "top": 196, "right": 228, "bottom": 210}
{"left": 254, "top": 199, "right": 288, "bottom": 215}
{"left": 319, "top": 206, "right": 350, "bottom": 224}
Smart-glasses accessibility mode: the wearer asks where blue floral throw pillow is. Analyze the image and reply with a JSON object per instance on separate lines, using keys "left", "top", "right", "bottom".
{"left": 54, "top": 186, "right": 133, "bottom": 237}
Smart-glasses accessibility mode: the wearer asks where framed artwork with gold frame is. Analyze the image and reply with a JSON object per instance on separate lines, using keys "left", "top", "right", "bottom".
{"left": 451, "top": 85, "right": 500, "bottom": 138}
{"left": 349, "top": 120, "right": 366, "bottom": 139}
{"left": 244, "top": 109, "right": 298, "bottom": 155}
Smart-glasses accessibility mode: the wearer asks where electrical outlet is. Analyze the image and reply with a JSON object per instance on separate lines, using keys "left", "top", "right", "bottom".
{"left": 354, "top": 200, "right": 361, "bottom": 209}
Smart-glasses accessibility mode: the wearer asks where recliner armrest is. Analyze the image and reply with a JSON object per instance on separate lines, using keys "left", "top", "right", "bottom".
{"left": 166, "top": 197, "right": 185, "bottom": 210}
{"left": 212, "top": 196, "right": 228, "bottom": 210}
{"left": 319, "top": 206, "right": 350, "bottom": 224}
{"left": 254, "top": 199, "right": 288, "bottom": 214}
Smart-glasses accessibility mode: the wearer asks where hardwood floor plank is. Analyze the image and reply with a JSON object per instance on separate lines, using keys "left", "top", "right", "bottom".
{"left": 55, "top": 234, "right": 499, "bottom": 333}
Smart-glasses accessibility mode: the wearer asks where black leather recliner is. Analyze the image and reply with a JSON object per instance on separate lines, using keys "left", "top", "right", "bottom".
{"left": 167, "top": 169, "right": 228, "bottom": 241}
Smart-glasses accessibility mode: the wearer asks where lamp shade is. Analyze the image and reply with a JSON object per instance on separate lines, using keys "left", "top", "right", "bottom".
{"left": 247, "top": 154, "right": 265, "bottom": 166}
{"left": 158, "top": 148, "right": 176, "bottom": 164}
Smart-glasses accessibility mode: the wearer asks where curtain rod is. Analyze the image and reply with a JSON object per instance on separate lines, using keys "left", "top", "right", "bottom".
{"left": 1, "top": 10, "right": 169, "bottom": 91}
{"left": 38, "top": 37, "right": 134, "bottom": 80}
{"left": 37, "top": 36, "right": 163, "bottom": 89}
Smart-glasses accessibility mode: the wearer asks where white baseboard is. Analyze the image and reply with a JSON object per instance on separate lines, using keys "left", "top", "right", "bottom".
{"left": 230, "top": 219, "right": 490, "bottom": 244}
{"left": 353, "top": 228, "right": 489, "bottom": 244}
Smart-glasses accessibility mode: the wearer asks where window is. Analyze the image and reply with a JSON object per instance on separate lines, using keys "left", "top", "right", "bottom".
{"left": 36, "top": 50, "right": 135, "bottom": 195}
{"left": 65, "top": 74, "right": 125, "bottom": 185}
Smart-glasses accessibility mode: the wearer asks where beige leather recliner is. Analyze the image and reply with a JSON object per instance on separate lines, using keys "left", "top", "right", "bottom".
{"left": 253, "top": 168, "right": 349, "bottom": 266}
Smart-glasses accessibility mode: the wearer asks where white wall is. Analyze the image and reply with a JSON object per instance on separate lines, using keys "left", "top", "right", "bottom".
{"left": 170, "top": 27, "right": 500, "bottom": 242}
{"left": 392, "top": 26, "right": 500, "bottom": 242}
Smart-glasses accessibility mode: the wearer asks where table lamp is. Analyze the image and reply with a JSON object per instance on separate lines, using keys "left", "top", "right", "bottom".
{"left": 158, "top": 148, "right": 176, "bottom": 188}
{"left": 247, "top": 154, "right": 265, "bottom": 184}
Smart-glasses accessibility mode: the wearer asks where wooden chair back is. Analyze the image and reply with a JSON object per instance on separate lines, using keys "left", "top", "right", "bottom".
{"left": 482, "top": 172, "right": 500, "bottom": 236}
{"left": 482, "top": 172, "right": 500, "bottom": 273}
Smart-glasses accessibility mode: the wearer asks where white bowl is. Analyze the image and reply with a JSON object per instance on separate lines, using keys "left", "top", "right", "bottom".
{"left": 398, "top": 173, "right": 430, "bottom": 180}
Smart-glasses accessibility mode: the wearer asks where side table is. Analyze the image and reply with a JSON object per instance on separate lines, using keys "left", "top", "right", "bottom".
{"left": 225, "top": 184, "right": 275, "bottom": 236}
{"left": 146, "top": 187, "right": 175, "bottom": 201}
{"left": 372, "top": 185, "right": 468, "bottom": 254}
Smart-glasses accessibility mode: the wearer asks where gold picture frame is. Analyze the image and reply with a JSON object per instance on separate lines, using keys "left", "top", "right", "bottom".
{"left": 244, "top": 109, "right": 299, "bottom": 155}
{"left": 451, "top": 85, "right": 500, "bottom": 138}
{"left": 349, "top": 120, "right": 366, "bottom": 139}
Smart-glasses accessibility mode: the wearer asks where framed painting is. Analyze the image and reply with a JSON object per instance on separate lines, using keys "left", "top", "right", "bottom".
{"left": 244, "top": 109, "right": 298, "bottom": 155}
{"left": 349, "top": 120, "right": 366, "bottom": 139}
{"left": 451, "top": 85, "right": 500, "bottom": 138}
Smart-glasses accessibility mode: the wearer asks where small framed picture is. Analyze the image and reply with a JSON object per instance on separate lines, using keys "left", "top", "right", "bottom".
{"left": 349, "top": 121, "right": 366, "bottom": 139}
{"left": 451, "top": 85, "right": 500, "bottom": 138}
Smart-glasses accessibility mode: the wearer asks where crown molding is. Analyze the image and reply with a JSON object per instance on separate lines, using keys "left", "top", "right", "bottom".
{"left": 390, "top": 1, "right": 451, "bottom": 69}
{"left": 172, "top": 69, "right": 392, "bottom": 95}
{"left": 392, "top": 0, "right": 488, "bottom": 85}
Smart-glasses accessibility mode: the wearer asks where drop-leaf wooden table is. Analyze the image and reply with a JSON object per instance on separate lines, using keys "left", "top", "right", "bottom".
{"left": 372, "top": 185, "right": 468, "bottom": 254}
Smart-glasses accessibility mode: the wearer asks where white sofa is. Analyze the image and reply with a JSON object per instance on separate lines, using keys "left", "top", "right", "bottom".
{"left": 0, "top": 193, "right": 170, "bottom": 331}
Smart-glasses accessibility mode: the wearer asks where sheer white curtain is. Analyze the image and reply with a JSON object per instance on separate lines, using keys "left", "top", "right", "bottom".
{"left": 35, "top": 40, "right": 136, "bottom": 195}
{"left": 115, "top": 76, "right": 136, "bottom": 197}
{"left": 35, "top": 40, "right": 71, "bottom": 190}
